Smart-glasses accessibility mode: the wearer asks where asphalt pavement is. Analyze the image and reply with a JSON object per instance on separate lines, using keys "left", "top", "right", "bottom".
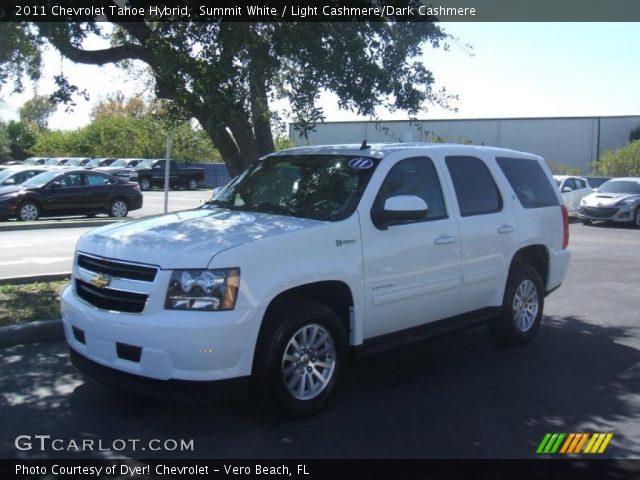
{"left": 0, "top": 190, "right": 210, "bottom": 279}
{"left": 0, "top": 222, "right": 639, "bottom": 459}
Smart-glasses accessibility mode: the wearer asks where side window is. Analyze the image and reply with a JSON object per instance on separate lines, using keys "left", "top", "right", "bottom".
{"left": 86, "top": 174, "right": 112, "bottom": 186}
{"left": 373, "top": 156, "right": 447, "bottom": 222}
{"left": 445, "top": 156, "right": 502, "bottom": 217}
{"left": 59, "top": 173, "right": 84, "bottom": 188}
{"left": 496, "top": 157, "right": 559, "bottom": 208}
{"left": 575, "top": 178, "right": 587, "bottom": 190}
{"left": 564, "top": 178, "right": 577, "bottom": 190}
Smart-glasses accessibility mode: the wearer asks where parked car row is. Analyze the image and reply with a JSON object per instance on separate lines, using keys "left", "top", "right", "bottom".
{"left": 13, "top": 157, "right": 205, "bottom": 191}
{"left": 0, "top": 168, "right": 143, "bottom": 222}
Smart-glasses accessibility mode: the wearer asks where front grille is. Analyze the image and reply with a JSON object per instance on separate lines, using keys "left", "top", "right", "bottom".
{"left": 78, "top": 254, "right": 157, "bottom": 282}
{"left": 582, "top": 206, "right": 618, "bottom": 219}
{"left": 76, "top": 279, "right": 148, "bottom": 313}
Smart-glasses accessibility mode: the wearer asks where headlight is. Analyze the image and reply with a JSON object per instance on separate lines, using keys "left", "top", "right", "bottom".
{"left": 616, "top": 198, "right": 635, "bottom": 207}
{"left": 165, "top": 268, "right": 240, "bottom": 311}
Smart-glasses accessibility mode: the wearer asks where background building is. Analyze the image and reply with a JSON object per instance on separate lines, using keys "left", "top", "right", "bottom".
{"left": 289, "top": 115, "right": 640, "bottom": 174}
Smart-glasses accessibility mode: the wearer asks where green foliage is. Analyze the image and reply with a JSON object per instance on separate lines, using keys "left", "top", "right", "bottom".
{"left": 591, "top": 140, "right": 640, "bottom": 177}
{"left": 0, "top": 24, "right": 41, "bottom": 93}
{"left": 19, "top": 94, "right": 56, "bottom": 129}
{"left": 274, "top": 135, "right": 295, "bottom": 151}
{"left": 546, "top": 160, "right": 581, "bottom": 176}
{"left": 0, "top": 122, "right": 12, "bottom": 162}
{"left": 6, "top": 120, "right": 37, "bottom": 159}
{"left": 630, "top": 125, "right": 640, "bottom": 142}
{"left": 33, "top": 95, "right": 220, "bottom": 162}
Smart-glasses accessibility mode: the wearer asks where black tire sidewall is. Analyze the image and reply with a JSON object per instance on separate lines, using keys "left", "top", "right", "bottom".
{"left": 260, "top": 301, "right": 347, "bottom": 418}
{"left": 490, "top": 264, "right": 544, "bottom": 345}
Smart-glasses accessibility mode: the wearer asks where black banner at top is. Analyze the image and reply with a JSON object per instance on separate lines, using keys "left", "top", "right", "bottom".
{"left": 2, "top": 0, "right": 640, "bottom": 22}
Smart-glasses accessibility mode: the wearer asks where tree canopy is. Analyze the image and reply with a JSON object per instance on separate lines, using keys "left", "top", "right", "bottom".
{"left": 19, "top": 94, "right": 56, "bottom": 129}
{"left": 3, "top": 13, "right": 456, "bottom": 175}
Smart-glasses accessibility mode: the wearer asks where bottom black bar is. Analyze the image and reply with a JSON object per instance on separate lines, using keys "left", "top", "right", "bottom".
{"left": 2, "top": 459, "right": 640, "bottom": 480}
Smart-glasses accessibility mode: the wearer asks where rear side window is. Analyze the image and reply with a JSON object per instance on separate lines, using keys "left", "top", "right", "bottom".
{"left": 496, "top": 157, "right": 559, "bottom": 208}
{"left": 445, "top": 156, "right": 502, "bottom": 217}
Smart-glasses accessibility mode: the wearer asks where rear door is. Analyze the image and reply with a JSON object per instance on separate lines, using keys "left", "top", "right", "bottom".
{"left": 84, "top": 173, "right": 115, "bottom": 210}
{"left": 360, "top": 154, "right": 462, "bottom": 338}
{"left": 442, "top": 154, "right": 517, "bottom": 312}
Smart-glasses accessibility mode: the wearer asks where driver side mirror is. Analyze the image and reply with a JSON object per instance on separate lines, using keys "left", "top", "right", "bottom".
{"left": 49, "top": 181, "right": 61, "bottom": 189}
{"left": 373, "top": 195, "right": 428, "bottom": 229}
{"left": 562, "top": 186, "right": 573, "bottom": 193}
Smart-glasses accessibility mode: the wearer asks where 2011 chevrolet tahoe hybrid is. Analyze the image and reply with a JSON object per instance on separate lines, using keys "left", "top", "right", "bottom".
{"left": 62, "top": 143, "right": 570, "bottom": 416}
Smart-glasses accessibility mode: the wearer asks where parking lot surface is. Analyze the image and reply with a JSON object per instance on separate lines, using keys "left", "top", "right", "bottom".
{"left": 0, "top": 222, "right": 639, "bottom": 459}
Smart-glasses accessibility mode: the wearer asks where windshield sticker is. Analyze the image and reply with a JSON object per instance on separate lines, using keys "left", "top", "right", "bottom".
{"left": 348, "top": 157, "right": 374, "bottom": 169}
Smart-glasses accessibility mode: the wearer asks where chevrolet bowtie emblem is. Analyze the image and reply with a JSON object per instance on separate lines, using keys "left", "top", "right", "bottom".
{"left": 90, "top": 273, "right": 111, "bottom": 289}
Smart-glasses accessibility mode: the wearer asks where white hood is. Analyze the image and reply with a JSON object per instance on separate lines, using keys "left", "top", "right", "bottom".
{"left": 76, "top": 208, "right": 324, "bottom": 269}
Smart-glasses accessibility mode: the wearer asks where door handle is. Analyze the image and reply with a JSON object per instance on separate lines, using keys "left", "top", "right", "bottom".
{"left": 434, "top": 234, "right": 457, "bottom": 245}
{"left": 497, "top": 224, "right": 515, "bottom": 234}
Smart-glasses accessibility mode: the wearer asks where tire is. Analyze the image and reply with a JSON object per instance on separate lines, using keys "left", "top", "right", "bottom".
{"left": 255, "top": 299, "right": 347, "bottom": 418}
{"left": 139, "top": 178, "right": 151, "bottom": 191}
{"left": 634, "top": 208, "right": 640, "bottom": 228}
{"left": 108, "top": 198, "right": 128, "bottom": 218}
{"left": 17, "top": 200, "right": 40, "bottom": 222}
{"left": 487, "top": 264, "right": 544, "bottom": 346}
{"left": 188, "top": 178, "right": 199, "bottom": 190}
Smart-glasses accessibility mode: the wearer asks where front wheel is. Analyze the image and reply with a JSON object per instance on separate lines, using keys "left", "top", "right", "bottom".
{"left": 17, "top": 201, "right": 40, "bottom": 221}
{"left": 488, "top": 264, "right": 544, "bottom": 346}
{"left": 256, "top": 300, "right": 347, "bottom": 418}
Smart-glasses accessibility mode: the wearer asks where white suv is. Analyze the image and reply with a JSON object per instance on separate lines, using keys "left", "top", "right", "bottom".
{"left": 62, "top": 143, "right": 571, "bottom": 416}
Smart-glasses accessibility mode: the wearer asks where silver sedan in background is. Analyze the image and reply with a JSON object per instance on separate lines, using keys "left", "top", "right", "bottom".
{"left": 578, "top": 177, "right": 640, "bottom": 227}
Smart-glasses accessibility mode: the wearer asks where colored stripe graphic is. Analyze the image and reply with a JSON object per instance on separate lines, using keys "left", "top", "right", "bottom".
{"left": 537, "top": 433, "right": 613, "bottom": 454}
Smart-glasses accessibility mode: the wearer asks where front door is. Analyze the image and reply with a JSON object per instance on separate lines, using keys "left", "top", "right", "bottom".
{"left": 360, "top": 155, "right": 462, "bottom": 339}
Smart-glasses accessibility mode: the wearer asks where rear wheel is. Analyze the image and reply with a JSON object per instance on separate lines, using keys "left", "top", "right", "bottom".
{"left": 255, "top": 299, "right": 347, "bottom": 418}
{"left": 17, "top": 201, "right": 40, "bottom": 221}
{"left": 109, "top": 199, "right": 128, "bottom": 217}
{"left": 488, "top": 264, "right": 544, "bottom": 346}
{"left": 139, "top": 178, "right": 151, "bottom": 191}
{"left": 188, "top": 178, "right": 199, "bottom": 190}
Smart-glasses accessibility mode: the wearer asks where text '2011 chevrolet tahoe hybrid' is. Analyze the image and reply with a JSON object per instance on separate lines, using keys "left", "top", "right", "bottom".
{"left": 62, "top": 143, "right": 570, "bottom": 416}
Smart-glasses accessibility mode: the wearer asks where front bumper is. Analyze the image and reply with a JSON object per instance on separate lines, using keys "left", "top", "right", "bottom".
{"left": 578, "top": 205, "right": 635, "bottom": 223}
{"left": 61, "top": 273, "right": 261, "bottom": 384}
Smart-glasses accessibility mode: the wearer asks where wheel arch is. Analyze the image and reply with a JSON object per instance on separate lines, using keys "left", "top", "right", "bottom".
{"left": 509, "top": 244, "right": 550, "bottom": 292}
{"left": 251, "top": 280, "right": 354, "bottom": 375}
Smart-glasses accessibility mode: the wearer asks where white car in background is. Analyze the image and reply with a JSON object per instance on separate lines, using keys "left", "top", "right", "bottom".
{"left": 554, "top": 175, "right": 592, "bottom": 216}
{"left": 578, "top": 177, "right": 640, "bottom": 227}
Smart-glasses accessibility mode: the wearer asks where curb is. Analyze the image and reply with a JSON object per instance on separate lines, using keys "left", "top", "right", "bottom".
{"left": 0, "top": 319, "right": 64, "bottom": 348}
{"left": 0, "top": 272, "right": 71, "bottom": 286}
{"left": 0, "top": 218, "right": 127, "bottom": 232}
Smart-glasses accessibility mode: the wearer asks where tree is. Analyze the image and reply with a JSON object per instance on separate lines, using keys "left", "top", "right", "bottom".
{"left": 591, "top": 140, "right": 640, "bottom": 177}
{"left": 19, "top": 94, "right": 56, "bottom": 129}
{"left": 4, "top": 12, "right": 456, "bottom": 176}
{"left": 5, "top": 120, "right": 37, "bottom": 159}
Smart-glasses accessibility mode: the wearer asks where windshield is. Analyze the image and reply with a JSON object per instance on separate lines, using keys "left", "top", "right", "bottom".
{"left": 22, "top": 158, "right": 37, "bottom": 165}
{"left": 598, "top": 180, "right": 640, "bottom": 194}
{"left": 84, "top": 159, "right": 100, "bottom": 168}
{"left": 137, "top": 160, "right": 153, "bottom": 169}
{"left": 64, "top": 159, "right": 82, "bottom": 166}
{"left": 109, "top": 159, "right": 126, "bottom": 167}
{"left": 45, "top": 158, "right": 61, "bottom": 165}
{"left": 22, "top": 170, "right": 59, "bottom": 188}
{"left": 205, "top": 154, "right": 379, "bottom": 221}
{"left": 0, "top": 170, "right": 14, "bottom": 182}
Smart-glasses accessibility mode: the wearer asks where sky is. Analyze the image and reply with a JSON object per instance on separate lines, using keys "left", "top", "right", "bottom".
{"left": 1, "top": 22, "right": 639, "bottom": 129}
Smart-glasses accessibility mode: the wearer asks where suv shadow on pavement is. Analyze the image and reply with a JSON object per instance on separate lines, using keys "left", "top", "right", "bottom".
{"left": 1, "top": 315, "right": 639, "bottom": 459}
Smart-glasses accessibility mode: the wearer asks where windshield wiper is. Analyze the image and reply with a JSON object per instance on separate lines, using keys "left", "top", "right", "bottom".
{"left": 239, "top": 202, "right": 300, "bottom": 217}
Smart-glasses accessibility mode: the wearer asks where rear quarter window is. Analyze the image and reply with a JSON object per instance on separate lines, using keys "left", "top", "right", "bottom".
{"left": 496, "top": 157, "right": 559, "bottom": 208}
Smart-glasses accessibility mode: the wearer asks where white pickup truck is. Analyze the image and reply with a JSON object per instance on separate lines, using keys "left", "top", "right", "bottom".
{"left": 62, "top": 143, "right": 570, "bottom": 416}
